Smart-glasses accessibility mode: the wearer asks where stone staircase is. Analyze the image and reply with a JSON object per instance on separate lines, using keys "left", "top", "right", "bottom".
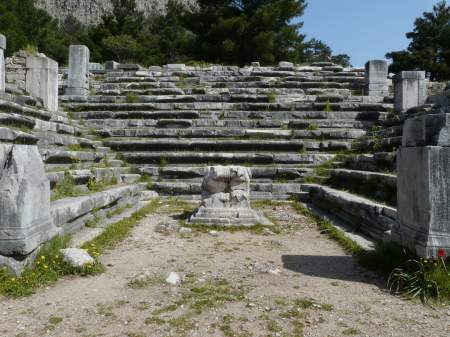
{"left": 0, "top": 84, "right": 148, "bottom": 238}
{"left": 66, "top": 63, "right": 391, "bottom": 201}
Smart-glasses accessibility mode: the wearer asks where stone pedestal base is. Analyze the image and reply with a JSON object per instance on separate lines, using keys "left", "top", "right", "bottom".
{"left": 187, "top": 166, "right": 271, "bottom": 227}
{"left": 189, "top": 206, "right": 271, "bottom": 227}
{"left": 394, "top": 146, "right": 450, "bottom": 258}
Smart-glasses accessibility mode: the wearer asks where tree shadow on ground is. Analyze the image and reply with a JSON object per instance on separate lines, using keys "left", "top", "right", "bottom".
{"left": 281, "top": 255, "right": 385, "bottom": 287}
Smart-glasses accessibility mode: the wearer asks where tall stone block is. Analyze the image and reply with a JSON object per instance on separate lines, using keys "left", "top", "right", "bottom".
{"left": 0, "top": 144, "right": 57, "bottom": 256}
{"left": 364, "top": 60, "right": 389, "bottom": 97}
{"left": 394, "top": 112, "right": 450, "bottom": 258}
{"left": 0, "top": 34, "right": 6, "bottom": 93}
{"left": 26, "top": 56, "right": 59, "bottom": 112}
{"left": 66, "top": 45, "right": 89, "bottom": 96}
{"left": 394, "top": 71, "right": 427, "bottom": 113}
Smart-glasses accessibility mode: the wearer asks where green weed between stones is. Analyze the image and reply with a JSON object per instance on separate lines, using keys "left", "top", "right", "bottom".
{"left": 126, "top": 92, "right": 140, "bottom": 103}
{"left": 81, "top": 199, "right": 160, "bottom": 254}
{"left": 87, "top": 175, "right": 118, "bottom": 192}
{"left": 51, "top": 172, "right": 82, "bottom": 201}
{"left": 0, "top": 236, "right": 103, "bottom": 298}
{"left": 0, "top": 199, "right": 160, "bottom": 298}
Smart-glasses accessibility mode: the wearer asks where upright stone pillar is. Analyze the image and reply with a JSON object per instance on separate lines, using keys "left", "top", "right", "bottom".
{"left": 393, "top": 71, "right": 427, "bottom": 113}
{"left": 0, "top": 144, "right": 57, "bottom": 257}
{"left": 26, "top": 56, "right": 58, "bottom": 112}
{"left": 364, "top": 60, "right": 389, "bottom": 96}
{"left": 0, "top": 34, "right": 6, "bottom": 93}
{"left": 66, "top": 45, "right": 89, "bottom": 96}
{"left": 394, "top": 107, "right": 450, "bottom": 258}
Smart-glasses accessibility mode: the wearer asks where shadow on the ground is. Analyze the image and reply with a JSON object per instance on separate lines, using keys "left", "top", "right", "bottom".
{"left": 281, "top": 255, "right": 384, "bottom": 287}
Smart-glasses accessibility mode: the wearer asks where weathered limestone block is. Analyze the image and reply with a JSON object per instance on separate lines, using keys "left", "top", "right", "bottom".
{"left": 394, "top": 110, "right": 450, "bottom": 258}
{"left": 394, "top": 71, "right": 427, "bottom": 113}
{"left": 0, "top": 144, "right": 57, "bottom": 256}
{"left": 0, "top": 34, "right": 5, "bottom": 93}
{"left": 105, "top": 60, "right": 120, "bottom": 71}
{"left": 166, "top": 64, "right": 186, "bottom": 71}
{"left": 364, "top": 60, "right": 389, "bottom": 97}
{"left": 278, "top": 61, "right": 294, "bottom": 70}
{"left": 402, "top": 113, "right": 450, "bottom": 147}
{"left": 66, "top": 45, "right": 90, "bottom": 96}
{"left": 26, "top": 55, "right": 59, "bottom": 112}
{"left": 188, "top": 166, "right": 271, "bottom": 226}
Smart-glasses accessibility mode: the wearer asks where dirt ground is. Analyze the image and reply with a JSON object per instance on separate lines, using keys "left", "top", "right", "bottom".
{"left": 0, "top": 200, "right": 449, "bottom": 337}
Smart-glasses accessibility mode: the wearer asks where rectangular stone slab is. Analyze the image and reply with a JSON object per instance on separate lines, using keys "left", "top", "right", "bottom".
{"left": 395, "top": 146, "right": 450, "bottom": 258}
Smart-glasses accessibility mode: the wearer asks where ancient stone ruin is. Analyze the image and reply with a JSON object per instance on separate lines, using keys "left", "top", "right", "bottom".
{"left": 0, "top": 37, "right": 449, "bottom": 274}
{"left": 188, "top": 166, "right": 271, "bottom": 226}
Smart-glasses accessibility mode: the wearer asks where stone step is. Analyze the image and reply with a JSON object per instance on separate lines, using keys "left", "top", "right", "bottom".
{"left": 301, "top": 184, "right": 397, "bottom": 241}
{"left": 39, "top": 148, "right": 105, "bottom": 164}
{"left": 84, "top": 118, "right": 371, "bottom": 130}
{"left": 0, "top": 126, "right": 38, "bottom": 144}
{"left": 73, "top": 110, "right": 200, "bottom": 120}
{"left": 344, "top": 152, "right": 397, "bottom": 173}
{"left": 0, "top": 112, "right": 36, "bottom": 129}
{"left": 357, "top": 136, "right": 402, "bottom": 152}
{"left": 141, "top": 165, "right": 311, "bottom": 180}
{"left": 121, "top": 151, "right": 334, "bottom": 165}
{"left": 46, "top": 167, "right": 132, "bottom": 188}
{"left": 105, "top": 139, "right": 351, "bottom": 152}
{"left": 152, "top": 181, "right": 302, "bottom": 200}
{"left": 222, "top": 110, "right": 387, "bottom": 121}
{"left": 34, "top": 131, "right": 96, "bottom": 148}
{"left": 96, "top": 127, "right": 364, "bottom": 140}
{"left": 327, "top": 169, "right": 397, "bottom": 206}
{"left": 70, "top": 201, "right": 151, "bottom": 248}
{"left": 0, "top": 98, "right": 51, "bottom": 121}
{"left": 75, "top": 110, "right": 385, "bottom": 123}
{"left": 66, "top": 101, "right": 391, "bottom": 113}
{"left": 51, "top": 183, "right": 147, "bottom": 234}
{"left": 209, "top": 81, "right": 361, "bottom": 90}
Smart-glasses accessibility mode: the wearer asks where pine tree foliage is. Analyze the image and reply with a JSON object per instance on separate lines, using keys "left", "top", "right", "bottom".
{"left": 387, "top": 1, "right": 450, "bottom": 80}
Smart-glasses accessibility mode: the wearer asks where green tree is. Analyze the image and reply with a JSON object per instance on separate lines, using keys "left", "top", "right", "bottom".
{"left": 0, "top": 0, "right": 68, "bottom": 63}
{"left": 331, "top": 54, "right": 352, "bottom": 67}
{"left": 387, "top": 1, "right": 450, "bottom": 80}
{"left": 303, "top": 38, "right": 332, "bottom": 63}
{"left": 184, "top": 0, "right": 308, "bottom": 65}
{"left": 143, "top": 0, "right": 195, "bottom": 64}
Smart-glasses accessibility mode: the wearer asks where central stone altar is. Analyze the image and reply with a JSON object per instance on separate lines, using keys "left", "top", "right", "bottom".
{"left": 187, "top": 166, "right": 271, "bottom": 226}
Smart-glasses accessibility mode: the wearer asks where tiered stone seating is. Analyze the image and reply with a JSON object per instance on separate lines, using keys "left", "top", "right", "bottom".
{"left": 66, "top": 63, "right": 391, "bottom": 200}
{"left": 0, "top": 84, "right": 146, "bottom": 230}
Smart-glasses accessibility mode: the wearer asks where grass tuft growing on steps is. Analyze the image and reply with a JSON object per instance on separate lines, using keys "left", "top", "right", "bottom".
{"left": 82, "top": 199, "right": 160, "bottom": 254}
{"left": 291, "top": 201, "right": 363, "bottom": 255}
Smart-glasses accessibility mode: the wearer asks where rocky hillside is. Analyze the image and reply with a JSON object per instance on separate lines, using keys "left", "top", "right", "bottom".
{"left": 35, "top": 0, "right": 196, "bottom": 25}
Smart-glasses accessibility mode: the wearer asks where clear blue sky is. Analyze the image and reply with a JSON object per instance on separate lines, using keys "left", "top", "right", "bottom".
{"left": 300, "top": 0, "right": 443, "bottom": 67}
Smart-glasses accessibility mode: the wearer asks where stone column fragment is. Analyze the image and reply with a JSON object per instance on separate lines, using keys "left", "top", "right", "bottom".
{"left": 0, "top": 34, "right": 6, "bottom": 93}
{"left": 393, "top": 71, "right": 427, "bottom": 113}
{"left": 66, "top": 45, "right": 90, "bottom": 96}
{"left": 0, "top": 144, "right": 57, "bottom": 256}
{"left": 394, "top": 111, "right": 450, "bottom": 258}
{"left": 188, "top": 166, "right": 271, "bottom": 227}
{"left": 26, "top": 55, "right": 59, "bottom": 112}
{"left": 364, "top": 60, "right": 389, "bottom": 96}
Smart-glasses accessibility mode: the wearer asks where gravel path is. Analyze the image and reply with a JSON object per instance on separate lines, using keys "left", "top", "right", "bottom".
{"left": 0, "top": 200, "right": 448, "bottom": 337}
